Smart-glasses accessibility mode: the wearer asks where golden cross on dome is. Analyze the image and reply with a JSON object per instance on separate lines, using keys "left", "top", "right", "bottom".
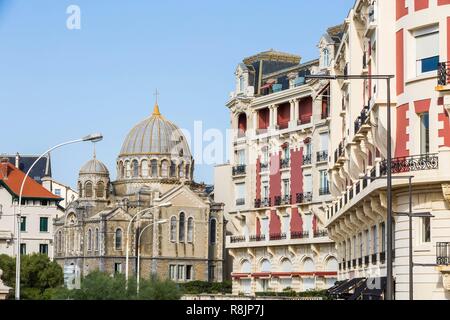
{"left": 152, "top": 88, "right": 161, "bottom": 116}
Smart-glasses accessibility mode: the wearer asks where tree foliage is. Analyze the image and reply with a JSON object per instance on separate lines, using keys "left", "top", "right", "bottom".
{"left": 180, "top": 280, "right": 232, "bottom": 294}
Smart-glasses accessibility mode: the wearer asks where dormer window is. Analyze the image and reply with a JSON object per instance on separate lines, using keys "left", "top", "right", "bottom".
{"left": 239, "top": 76, "right": 245, "bottom": 93}
{"left": 323, "top": 48, "right": 330, "bottom": 68}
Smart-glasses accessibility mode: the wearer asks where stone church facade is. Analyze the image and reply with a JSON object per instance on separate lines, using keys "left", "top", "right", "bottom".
{"left": 53, "top": 103, "right": 224, "bottom": 286}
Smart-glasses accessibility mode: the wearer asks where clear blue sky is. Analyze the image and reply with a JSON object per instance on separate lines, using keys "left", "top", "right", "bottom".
{"left": 0, "top": 0, "right": 354, "bottom": 188}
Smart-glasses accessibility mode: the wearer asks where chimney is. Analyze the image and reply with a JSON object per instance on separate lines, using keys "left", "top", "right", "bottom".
{"left": 0, "top": 158, "right": 9, "bottom": 179}
{"left": 15, "top": 153, "right": 20, "bottom": 168}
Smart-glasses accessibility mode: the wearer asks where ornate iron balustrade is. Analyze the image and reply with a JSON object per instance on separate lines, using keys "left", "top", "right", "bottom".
{"left": 230, "top": 235, "right": 246, "bottom": 243}
{"left": 303, "top": 154, "right": 312, "bottom": 165}
{"left": 236, "top": 198, "right": 245, "bottom": 206}
{"left": 319, "top": 186, "right": 330, "bottom": 196}
{"left": 249, "top": 234, "right": 266, "bottom": 242}
{"left": 269, "top": 233, "right": 286, "bottom": 241}
{"left": 261, "top": 197, "right": 271, "bottom": 207}
{"left": 333, "top": 141, "right": 345, "bottom": 164}
{"left": 232, "top": 165, "right": 246, "bottom": 176}
{"left": 354, "top": 105, "right": 370, "bottom": 135}
{"left": 281, "top": 194, "right": 291, "bottom": 205}
{"left": 314, "top": 229, "right": 328, "bottom": 238}
{"left": 274, "top": 196, "right": 281, "bottom": 206}
{"left": 296, "top": 192, "right": 312, "bottom": 204}
{"left": 317, "top": 150, "right": 328, "bottom": 162}
{"left": 254, "top": 199, "right": 261, "bottom": 208}
{"left": 437, "top": 242, "right": 450, "bottom": 265}
{"left": 438, "top": 61, "right": 450, "bottom": 86}
{"left": 291, "top": 231, "right": 309, "bottom": 239}
{"left": 280, "top": 158, "right": 290, "bottom": 169}
{"left": 380, "top": 154, "right": 439, "bottom": 175}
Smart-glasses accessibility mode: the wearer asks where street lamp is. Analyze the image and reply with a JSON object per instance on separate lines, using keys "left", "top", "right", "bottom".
{"left": 15, "top": 133, "right": 103, "bottom": 300}
{"left": 306, "top": 73, "right": 395, "bottom": 300}
{"left": 124, "top": 202, "right": 171, "bottom": 286}
{"left": 136, "top": 219, "right": 168, "bottom": 295}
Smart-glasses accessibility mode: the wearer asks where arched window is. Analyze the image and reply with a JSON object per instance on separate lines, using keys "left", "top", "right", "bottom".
{"left": 141, "top": 160, "right": 149, "bottom": 177}
{"left": 115, "top": 228, "right": 122, "bottom": 250}
{"left": 78, "top": 182, "right": 82, "bottom": 197}
{"left": 237, "top": 113, "right": 247, "bottom": 138}
{"left": 85, "top": 182, "right": 93, "bottom": 198}
{"left": 95, "top": 228, "right": 99, "bottom": 251}
{"left": 96, "top": 181, "right": 105, "bottom": 198}
{"left": 281, "top": 258, "right": 293, "bottom": 272}
{"left": 179, "top": 212, "right": 185, "bottom": 242}
{"left": 325, "top": 257, "right": 338, "bottom": 271}
{"left": 58, "top": 230, "right": 62, "bottom": 252}
{"left": 303, "top": 258, "right": 315, "bottom": 272}
{"left": 179, "top": 163, "right": 185, "bottom": 178}
{"left": 161, "top": 160, "right": 168, "bottom": 177}
{"left": 87, "top": 229, "right": 92, "bottom": 251}
{"left": 209, "top": 218, "right": 217, "bottom": 244}
{"left": 260, "top": 259, "right": 271, "bottom": 273}
{"left": 170, "top": 216, "right": 177, "bottom": 242}
{"left": 241, "top": 260, "right": 251, "bottom": 273}
{"left": 132, "top": 160, "right": 139, "bottom": 177}
{"left": 125, "top": 161, "right": 131, "bottom": 178}
{"left": 187, "top": 217, "right": 194, "bottom": 243}
{"left": 119, "top": 161, "right": 124, "bottom": 178}
{"left": 170, "top": 161, "right": 176, "bottom": 177}
{"left": 151, "top": 160, "right": 158, "bottom": 177}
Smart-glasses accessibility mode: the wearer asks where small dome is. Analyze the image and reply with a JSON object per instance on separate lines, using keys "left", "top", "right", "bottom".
{"left": 119, "top": 103, "right": 191, "bottom": 158}
{"left": 79, "top": 158, "right": 109, "bottom": 175}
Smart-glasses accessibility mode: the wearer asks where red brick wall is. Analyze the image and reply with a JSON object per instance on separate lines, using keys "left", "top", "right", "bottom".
{"left": 438, "top": 0, "right": 450, "bottom": 5}
{"left": 290, "top": 148, "right": 303, "bottom": 203}
{"left": 290, "top": 207, "right": 303, "bottom": 233}
{"left": 448, "top": 17, "right": 450, "bottom": 61}
{"left": 269, "top": 152, "right": 281, "bottom": 201}
{"left": 396, "top": 0, "right": 409, "bottom": 20}
{"left": 277, "top": 102, "right": 290, "bottom": 128}
{"left": 414, "top": 99, "right": 431, "bottom": 113}
{"left": 269, "top": 210, "right": 281, "bottom": 235}
{"left": 396, "top": 29, "right": 405, "bottom": 95}
{"left": 414, "top": 0, "right": 429, "bottom": 11}
{"left": 395, "top": 103, "right": 410, "bottom": 157}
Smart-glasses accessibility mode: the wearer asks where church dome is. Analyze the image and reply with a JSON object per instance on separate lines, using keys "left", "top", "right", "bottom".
{"left": 79, "top": 158, "right": 109, "bottom": 175}
{"left": 119, "top": 104, "right": 192, "bottom": 158}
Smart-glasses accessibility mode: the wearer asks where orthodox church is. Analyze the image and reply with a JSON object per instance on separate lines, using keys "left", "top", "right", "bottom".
{"left": 53, "top": 102, "right": 224, "bottom": 286}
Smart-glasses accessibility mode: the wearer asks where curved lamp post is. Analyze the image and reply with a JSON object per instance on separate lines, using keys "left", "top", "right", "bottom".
{"left": 125, "top": 202, "right": 171, "bottom": 286}
{"left": 136, "top": 219, "right": 168, "bottom": 294}
{"left": 15, "top": 133, "right": 103, "bottom": 300}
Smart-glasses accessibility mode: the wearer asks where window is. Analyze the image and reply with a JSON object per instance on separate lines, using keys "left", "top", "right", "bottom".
{"left": 323, "top": 48, "right": 330, "bottom": 68}
{"left": 141, "top": 160, "right": 149, "bottom": 177}
{"left": 179, "top": 163, "right": 184, "bottom": 178}
{"left": 283, "top": 179, "right": 290, "bottom": 197}
{"left": 151, "top": 160, "right": 158, "bottom": 177}
{"left": 115, "top": 229, "right": 122, "bottom": 250}
{"left": 20, "top": 243, "right": 26, "bottom": 255}
{"left": 161, "top": 160, "right": 168, "bottom": 177}
{"left": 78, "top": 182, "right": 82, "bottom": 197}
{"left": 283, "top": 147, "right": 290, "bottom": 161}
{"left": 170, "top": 161, "right": 176, "bottom": 177}
{"left": 237, "top": 149, "right": 245, "bottom": 165}
{"left": 421, "top": 216, "right": 431, "bottom": 243}
{"left": 186, "top": 265, "right": 193, "bottom": 280}
{"left": 20, "top": 216, "right": 26, "bottom": 232}
{"left": 169, "top": 265, "right": 177, "bottom": 280}
{"left": 132, "top": 160, "right": 139, "bottom": 177}
{"left": 41, "top": 200, "right": 48, "bottom": 206}
{"left": 239, "top": 76, "right": 245, "bottom": 93}
{"left": 304, "top": 174, "right": 312, "bottom": 193}
{"left": 420, "top": 112, "right": 430, "bottom": 154}
{"left": 95, "top": 228, "right": 99, "bottom": 251}
{"left": 262, "top": 147, "right": 269, "bottom": 166}
{"left": 119, "top": 162, "right": 124, "bottom": 178}
{"left": 365, "top": 229, "right": 370, "bottom": 255}
{"left": 114, "top": 263, "right": 122, "bottom": 274}
{"left": 235, "top": 183, "right": 245, "bottom": 205}
{"left": 179, "top": 212, "right": 185, "bottom": 242}
{"left": 54, "top": 189, "right": 61, "bottom": 196}
{"left": 304, "top": 214, "right": 312, "bottom": 234}
{"left": 96, "top": 181, "right": 105, "bottom": 198}
{"left": 187, "top": 217, "right": 194, "bottom": 243}
{"left": 58, "top": 231, "right": 62, "bottom": 252}
{"left": 38, "top": 217, "right": 48, "bottom": 232}
{"left": 170, "top": 216, "right": 177, "bottom": 242}
{"left": 359, "top": 233, "right": 363, "bottom": 258}
{"left": 319, "top": 170, "right": 329, "bottom": 194}
{"left": 177, "top": 265, "right": 185, "bottom": 280}
{"left": 372, "top": 225, "right": 378, "bottom": 254}
{"left": 353, "top": 236, "right": 357, "bottom": 259}
{"left": 415, "top": 27, "right": 439, "bottom": 76}
{"left": 306, "top": 142, "right": 312, "bottom": 157}
{"left": 320, "top": 132, "right": 329, "bottom": 152}
{"left": 209, "top": 218, "right": 217, "bottom": 244}
{"left": 262, "top": 183, "right": 269, "bottom": 199}
{"left": 39, "top": 244, "right": 48, "bottom": 256}
{"left": 125, "top": 161, "right": 131, "bottom": 178}
{"left": 85, "top": 182, "right": 93, "bottom": 198}
{"left": 87, "top": 229, "right": 92, "bottom": 251}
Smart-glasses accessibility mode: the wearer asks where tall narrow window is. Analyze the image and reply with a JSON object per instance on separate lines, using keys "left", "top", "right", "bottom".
{"left": 87, "top": 229, "right": 92, "bottom": 251}
{"left": 304, "top": 174, "right": 312, "bottom": 193}
{"left": 421, "top": 216, "right": 431, "bottom": 243}
{"left": 115, "top": 228, "right": 122, "bottom": 250}
{"left": 420, "top": 112, "right": 430, "bottom": 154}
{"left": 58, "top": 231, "right": 62, "bottom": 252}
{"left": 179, "top": 212, "right": 185, "bottom": 242}
{"left": 381, "top": 222, "right": 386, "bottom": 252}
{"left": 372, "top": 225, "right": 378, "bottom": 254}
{"left": 170, "top": 161, "right": 176, "bottom": 177}
{"left": 415, "top": 27, "right": 439, "bottom": 76}
{"left": 125, "top": 161, "right": 131, "bottom": 178}
{"left": 187, "top": 217, "right": 194, "bottom": 243}
{"left": 132, "top": 160, "right": 139, "bottom": 177}
{"left": 237, "top": 149, "right": 245, "bottom": 165}
{"left": 365, "top": 229, "right": 370, "bottom": 255}
{"left": 21, "top": 217, "right": 27, "bottom": 232}
{"left": 85, "top": 182, "right": 93, "bottom": 198}
{"left": 141, "top": 160, "right": 149, "bottom": 177}
{"left": 161, "top": 161, "right": 168, "bottom": 177}
{"left": 169, "top": 216, "right": 177, "bottom": 242}
{"left": 319, "top": 170, "right": 329, "bottom": 195}
{"left": 95, "top": 228, "right": 99, "bottom": 251}
{"left": 323, "top": 48, "right": 330, "bottom": 68}
{"left": 151, "top": 160, "right": 158, "bottom": 177}
{"left": 185, "top": 164, "right": 191, "bottom": 179}
{"left": 179, "top": 163, "right": 184, "bottom": 178}
{"left": 283, "top": 179, "right": 290, "bottom": 197}
{"left": 96, "top": 181, "right": 105, "bottom": 198}
{"left": 40, "top": 217, "right": 48, "bottom": 232}
{"left": 359, "top": 233, "right": 363, "bottom": 258}
{"left": 209, "top": 218, "right": 217, "bottom": 244}
{"left": 39, "top": 244, "right": 48, "bottom": 255}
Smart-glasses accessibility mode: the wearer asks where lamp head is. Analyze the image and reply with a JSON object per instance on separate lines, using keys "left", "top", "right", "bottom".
{"left": 83, "top": 133, "right": 103, "bottom": 143}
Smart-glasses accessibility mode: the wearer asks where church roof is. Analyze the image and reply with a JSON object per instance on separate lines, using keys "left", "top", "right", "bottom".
{"left": 79, "top": 158, "right": 109, "bottom": 175}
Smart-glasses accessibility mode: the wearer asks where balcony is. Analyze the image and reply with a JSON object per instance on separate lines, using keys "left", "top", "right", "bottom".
{"left": 313, "top": 229, "right": 328, "bottom": 238}
{"left": 437, "top": 61, "right": 450, "bottom": 89}
{"left": 274, "top": 196, "right": 281, "bottom": 206}
{"left": 261, "top": 197, "right": 271, "bottom": 207}
{"left": 291, "top": 231, "right": 309, "bottom": 239}
{"left": 380, "top": 154, "right": 439, "bottom": 175}
{"left": 236, "top": 198, "right": 245, "bottom": 206}
{"left": 232, "top": 165, "right": 246, "bottom": 176}
{"left": 230, "top": 235, "right": 246, "bottom": 243}
{"left": 269, "top": 233, "right": 287, "bottom": 241}
{"left": 280, "top": 158, "right": 290, "bottom": 169}
{"left": 254, "top": 199, "right": 261, "bottom": 208}
{"left": 303, "top": 154, "right": 312, "bottom": 165}
{"left": 354, "top": 105, "right": 370, "bottom": 136}
{"left": 296, "top": 192, "right": 312, "bottom": 204}
{"left": 333, "top": 141, "right": 345, "bottom": 165}
{"left": 249, "top": 234, "right": 266, "bottom": 242}
{"left": 437, "top": 242, "right": 450, "bottom": 265}
{"left": 281, "top": 194, "right": 292, "bottom": 205}
{"left": 319, "top": 186, "right": 330, "bottom": 196}
{"left": 316, "top": 151, "right": 328, "bottom": 162}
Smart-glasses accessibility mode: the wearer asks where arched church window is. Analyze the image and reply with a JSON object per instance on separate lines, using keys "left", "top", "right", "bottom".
{"left": 95, "top": 228, "right": 99, "bottom": 251}
{"left": 78, "top": 182, "right": 82, "bottom": 197}
{"left": 96, "top": 181, "right": 105, "bottom": 198}
{"left": 132, "top": 160, "right": 139, "bottom": 177}
{"left": 151, "top": 160, "right": 158, "bottom": 177}
{"left": 170, "top": 216, "right": 177, "bottom": 242}
{"left": 87, "top": 229, "right": 92, "bottom": 251}
{"left": 161, "top": 160, "right": 168, "bottom": 177}
{"left": 115, "top": 228, "right": 122, "bottom": 250}
{"left": 209, "top": 218, "right": 217, "bottom": 244}
{"left": 141, "top": 160, "right": 149, "bottom": 177}
{"left": 125, "top": 161, "right": 131, "bottom": 178}
{"left": 179, "top": 212, "right": 185, "bottom": 242}
{"left": 85, "top": 182, "right": 93, "bottom": 198}
{"left": 170, "top": 161, "right": 176, "bottom": 177}
{"left": 187, "top": 217, "right": 194, "bottom": 243}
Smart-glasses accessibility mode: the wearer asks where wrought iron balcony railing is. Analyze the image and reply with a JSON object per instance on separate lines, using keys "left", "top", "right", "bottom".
{"left": 303, "top": 154, "right": 312, "bottom": 165}
{"left": 281, "top": 194, "right": 292, "bottom": 205}
{"left": 380, "top": 154, "right": 439, "bottom": 175}
{"left": 333, "top": 141, "right": 345, "bottom": 164}
{"left": 358, "top": 257, "right": 362, "bottom": 266}
{"left": 317, "top": 150, "right": 328, "bottom": 162}
{"left": 291, "top": 231, "right": 309, "bottom": 239}
{"left": 296, "top": 192, "right": 313, "bottom": 204}
{"left": 319, "top": 186, "right": 330, "bottom": 196}
{"left": 280, "top": 158, "right": 290, "bottom": 169}
{"left": 274, "top": 196, "right": 281, "bottom": 206}
{"left": 364, "top": 255, "right": 370, "bottom": 266}
{"left": 230, "top": 235, "right": 246, "bottom": 243}
{"left": 313, "top": 229, "right": 328, "bottom": 238}
{"left": 236, "top": 198, "right": 245, "bottom": 206}
{"left": 438, "top": 61, "right": 450, "bottom": 86}
{"left": 437, "top": 242, "right": 450, "bottom": 265}
{"left": 249, "top": 234, "right": 265, "bottom": 242}
{"left": 269, "top": 233, "right": 287, "bottom": 241}
{"left": 232, "top": 165, "right": 246, "bottom": 176}
{"left": 261, "top": 197, "right": 271, "bottom": 207}
{"left": 354, "top": 105, "right": 370, "bottom": 135}
{"left": 254, "top": 198, "right": 261, "bottom": 208}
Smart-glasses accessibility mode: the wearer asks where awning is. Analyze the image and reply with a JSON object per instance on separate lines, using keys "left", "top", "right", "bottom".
{"left": 361, "top": 277, "right": 387, "bottom": 300}
{"left": 260, "top": 83, "right": 273, "bottom": 90}
{"left": 328, "top": 277, "right": 365, "bottom": 297}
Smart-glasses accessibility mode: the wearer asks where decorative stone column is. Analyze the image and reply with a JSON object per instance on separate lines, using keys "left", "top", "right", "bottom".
{"left": 0, "top": 269, "right": 11, "bottom": 300}
{"left": 288, "top": 100, "right": 296, "bottom": 128}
